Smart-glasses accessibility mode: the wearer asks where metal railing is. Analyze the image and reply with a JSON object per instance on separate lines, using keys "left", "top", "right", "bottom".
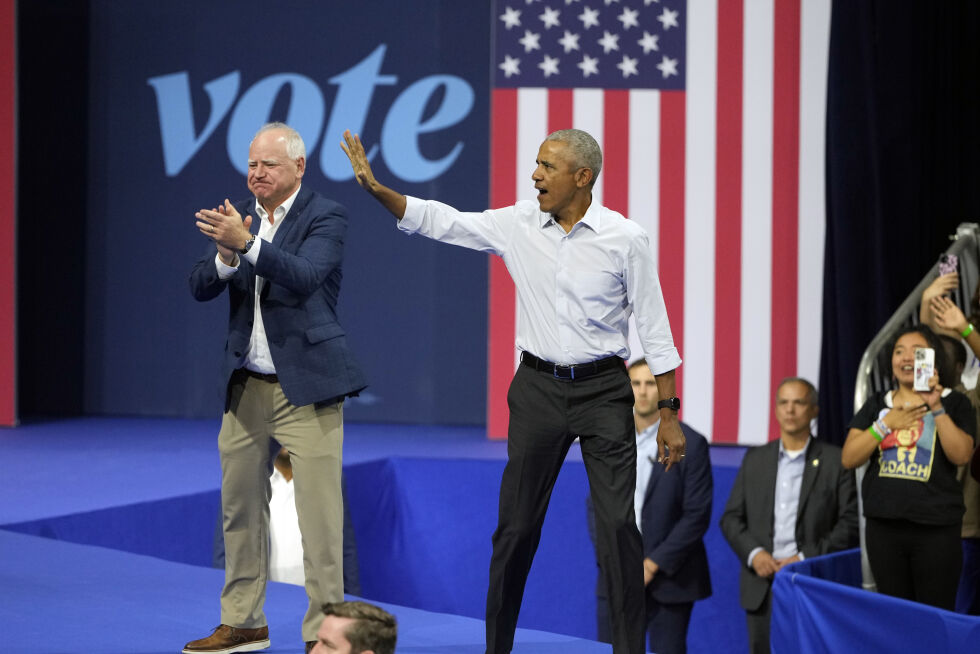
{"left": 852, "top": 222, "right": 980, "bottom": 590}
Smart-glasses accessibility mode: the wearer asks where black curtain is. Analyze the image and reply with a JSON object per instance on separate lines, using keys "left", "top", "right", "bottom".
{"left": 16, "top": 0, "right": 89, "bottom": 417}
{"left": 820, "top": 0, "right": 980, "bottom": 445}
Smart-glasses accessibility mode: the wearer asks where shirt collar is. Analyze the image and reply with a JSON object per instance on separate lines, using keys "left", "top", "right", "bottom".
{"left": 255, "top": 184, "right": 302, "bottom": 224}
{"left": 537, "top": 198, "right": 602, "bottom": 232}
{"left": 778, "top": 435, "right": 811, "bottom": 460}
{"left": 636, "top": 419, "right": 660, "bottom": 444}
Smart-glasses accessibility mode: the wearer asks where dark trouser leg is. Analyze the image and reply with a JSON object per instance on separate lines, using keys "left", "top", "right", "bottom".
{"left": 907, "top": 522, "right": 962, "bottom": 610}
{"left": 596, "top": 594, "right": 612, "bottom": 644}
{"left": 485, "top": 366, "right": 573, "bottom": 654}
{"left": 959, "top": 538, "right": 980, "bottom": 615}
{"left": 745, "top": 589, "right": 772, "bottom": 654}
{"left": 574, "top": 367, "right": 645, "bottom": 654}
{"left": 647, "top": 601, "right": 693, "bottom": 654}
{"left": 865, "top": 517, "right": 916, "bottom": 602}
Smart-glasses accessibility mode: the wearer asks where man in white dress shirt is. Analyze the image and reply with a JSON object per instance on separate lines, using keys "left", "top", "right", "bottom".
{"left": 341, "top": 127, "right": 685, "bottom": 654}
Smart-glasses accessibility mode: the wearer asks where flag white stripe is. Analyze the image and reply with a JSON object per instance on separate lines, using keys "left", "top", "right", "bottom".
{"left": 573, "top": 89, "right": 605, "bottom": 207}
{"left": 797, "top": 0, "right": 831, "bottom": 390}
{"left": 738, "top": 0, "right": 776, "bottom": 446}
{"left": 516, "top": 89, "right": 548, "bottom": 370}
{"left": 627, "top": 90, "right": 660, "bottom": 367}
{"left": 681, "top": 0, "right": 718, "bottom": 438}
{"left": 629, "top": 90, "right": 660, "bottom": 257}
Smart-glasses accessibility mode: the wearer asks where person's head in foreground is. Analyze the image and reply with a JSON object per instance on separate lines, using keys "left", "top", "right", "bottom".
{"left": 310, "top": 601, "right": 397, "bottom": 654}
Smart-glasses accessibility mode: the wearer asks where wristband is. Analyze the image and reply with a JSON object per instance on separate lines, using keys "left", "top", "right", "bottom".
{"left": 931, "top": 407, "right": 947, "bottom": 418}
{"left": 874, "top": 418, "right": 891, "bottom": 436}
{"left": 962, "top": 324, "right": 975, "bottom": 339}
{"left": 868, "top": 423, "right": 883, "bottom": 442}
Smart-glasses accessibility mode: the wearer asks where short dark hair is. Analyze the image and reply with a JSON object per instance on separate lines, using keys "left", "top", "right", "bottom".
{"left": 321, "top": 601, "right": 397, "bottom": 654}
{"left": 776, "top": 377, "right": 819, "bottom": 406}
{"left": 627, "top": 359, "right": 649, "bottom": 373}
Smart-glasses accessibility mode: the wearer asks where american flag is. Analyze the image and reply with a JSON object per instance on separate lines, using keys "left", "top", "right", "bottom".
{"left": 487, "top": 0, "right": 831, "bottom": 445}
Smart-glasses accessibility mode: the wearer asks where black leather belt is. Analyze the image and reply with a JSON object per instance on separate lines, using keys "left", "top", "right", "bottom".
{"left": 237, "top": 368, "right": 279, "bottom": 384}
{"left": 520, "top": 351, "right": 624, "bottom": 380}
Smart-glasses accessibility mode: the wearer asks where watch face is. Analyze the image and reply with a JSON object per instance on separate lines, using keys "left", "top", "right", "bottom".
{"left": 659, "top": 397, "right": 680, "bottom": 411}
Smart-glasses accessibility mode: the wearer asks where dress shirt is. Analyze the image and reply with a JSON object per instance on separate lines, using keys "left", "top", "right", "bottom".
{"left": 635, "top": 419, "right": 660, "bottom": 532}
{"left": 747, "top": 437, "right": 810, "bottom": 567}
{"left": 399, "top": 196, "right": 681, "bottom": 373}
{"left": 215, "top": 185, "right": 302, "bottom": 374}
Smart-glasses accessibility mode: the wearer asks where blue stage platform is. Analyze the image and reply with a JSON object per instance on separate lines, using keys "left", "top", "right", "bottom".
{"left": 0, "top": 530, "right": 613, "bottom": 654}
{"left": 1, "top": 417, "right": 751, "bottom": 653}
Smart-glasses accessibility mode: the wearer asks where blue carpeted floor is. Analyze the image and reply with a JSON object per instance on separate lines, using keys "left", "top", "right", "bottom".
{"left": 0, "top": 417, "right": 749, "bottom": 653}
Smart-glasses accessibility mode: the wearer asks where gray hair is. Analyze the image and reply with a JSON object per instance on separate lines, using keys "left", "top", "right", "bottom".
{"left": 252, "top": 122, "right": 306, "bottom": 161}
{"left": 776, "top": 377, "right": 819, "bottom": 406}
{"left": 545, "top": 128, "right": 602, "bottom": 184}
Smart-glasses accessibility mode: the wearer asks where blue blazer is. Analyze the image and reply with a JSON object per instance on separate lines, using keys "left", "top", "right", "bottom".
{"left": 590, "top": 421, "right": 713, "bottom": 605}
{"left": 189, "top": 186, "right": 367, "bottom": 407}
{"left": 639, "top": 423, "right": 713, "bottom": 604}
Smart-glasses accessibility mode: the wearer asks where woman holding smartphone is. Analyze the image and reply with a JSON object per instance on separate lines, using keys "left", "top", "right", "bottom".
{"left": 843, "top": 324, "right": 976, "bottom": 609}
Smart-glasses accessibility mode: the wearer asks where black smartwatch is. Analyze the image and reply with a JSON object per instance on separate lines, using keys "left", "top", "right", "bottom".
{"left": 658, "top": 397, "right": 680, "bottom": 411}
{"left": 239, "top": 235, "right": 256, "bottom": 255}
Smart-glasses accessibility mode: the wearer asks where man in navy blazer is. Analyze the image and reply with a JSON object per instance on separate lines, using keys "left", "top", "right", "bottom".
{"left": 590, "top": 360, "right": 713, "bottom": 654}
{"left": 184, "top": 123, "right": 367, "bottom": 654}
{"left": 720, "top": 378, "right": 857, "bottom": 654}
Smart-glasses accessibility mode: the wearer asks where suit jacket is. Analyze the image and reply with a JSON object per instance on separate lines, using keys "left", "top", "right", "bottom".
{"left": 719, "top": 437, "right": 858, "bottom": 611}
{"left": 189, "top": 186, "right": 367, "bottom": 407}
{"left": 590, "top": 421, "right": 713, "bottom": 605}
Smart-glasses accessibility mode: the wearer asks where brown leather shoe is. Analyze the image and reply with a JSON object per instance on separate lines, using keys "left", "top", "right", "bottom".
{"left": 182, "top": 625, "right": 270, "bottom": 653}
{"left": 305, "top": 642, "right": 316, "bottom": 654}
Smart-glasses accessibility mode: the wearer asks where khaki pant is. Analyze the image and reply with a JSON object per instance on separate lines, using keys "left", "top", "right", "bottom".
{"left": 218, "top": 372, "right": 344, "bottom": 642}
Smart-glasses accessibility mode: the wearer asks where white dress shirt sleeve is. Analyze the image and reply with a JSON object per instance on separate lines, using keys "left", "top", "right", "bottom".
{"left": 400, "top": 196, "right": 512, "bottom": 256}
{"left": 242, "top": 237, "right": 262, "bottom": 265}
{"left": 625, "top": 226, "right": 682, "bottom": 375}
{"left": 214, "top": 253, "right": 239, "bottom": 280}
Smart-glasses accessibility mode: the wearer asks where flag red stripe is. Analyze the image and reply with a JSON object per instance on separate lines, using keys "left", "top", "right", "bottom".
{"left": 0, "top": 0, "right": 16, "bottom": 426}
{"left": 768, "top": 0, "right": 802, "bottom": 441}
{"left": 659, "top": 91, "right": 685, "bottom": 406}
{"left": 548, "top": 89, "right": 573, "bottom": 132}
{"left": 712, "top": 0, "right": 744, "bottom": 443}
{"left": 487, "top": 89, "right": 518, "bottom": 439}
{"left": 602, "top": 90, "right": 630, "bottom": 216}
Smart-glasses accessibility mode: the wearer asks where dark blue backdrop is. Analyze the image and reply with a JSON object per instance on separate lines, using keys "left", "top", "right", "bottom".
{"left": 84, "top": 1, "right": 491, "bottom": 424}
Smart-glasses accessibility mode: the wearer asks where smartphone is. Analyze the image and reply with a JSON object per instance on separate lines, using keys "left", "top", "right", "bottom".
{"left": 939, "top": 253, "right": 958, "bottom": 276}
{"left": 914, "top": 348, "right": 935, "bottom": 392}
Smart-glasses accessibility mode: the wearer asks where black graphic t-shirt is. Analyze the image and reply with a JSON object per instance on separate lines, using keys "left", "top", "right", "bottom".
{"left": 849, "top": 389, "right": 977, "bottom": 526}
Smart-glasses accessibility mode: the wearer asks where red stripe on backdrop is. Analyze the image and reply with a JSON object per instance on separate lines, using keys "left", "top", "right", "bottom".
{"left": 548, "top": 89, "right": 573, "bottom": 132}
{"left": 487, "top": 89, "right": 518, "bottom": 439}
{"left": 712, "top": 0, "right": 744, "bottom": 443}
{"left": 602, "top": 90, "right": 630, "bottom": 216}
{"left": 0, "top": 0, "right": 16, "bottom": 426}
{"left": 768, "top": 0, "right": 802, "bottom": 441}
{"left": 659, "top": 92, "right": 686, "bottom": 409}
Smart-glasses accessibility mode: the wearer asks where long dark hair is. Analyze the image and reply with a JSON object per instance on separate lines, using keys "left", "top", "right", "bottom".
{"left": 884, "top": 324, "right": 955, "bottom": 388}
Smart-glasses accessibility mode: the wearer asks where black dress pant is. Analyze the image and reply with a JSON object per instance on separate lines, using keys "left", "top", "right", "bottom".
{"left": 866, "top": 516, "right": 962, "bottom": 610}
{"left": 598, "top": 593, "right": 694, "bottom": 654}
{"left": 485, "top": 363, "right": 645, "bottom": 654}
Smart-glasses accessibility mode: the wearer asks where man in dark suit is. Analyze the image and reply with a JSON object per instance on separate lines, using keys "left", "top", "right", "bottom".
{"left": 184, "top": 122, "right": 367, "bottom": 654}
{"left": 590, "top": 360, "right": 712, "bottom": 654}
{"left": 720, "top": 378, "right": 857, "bottom": 654}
